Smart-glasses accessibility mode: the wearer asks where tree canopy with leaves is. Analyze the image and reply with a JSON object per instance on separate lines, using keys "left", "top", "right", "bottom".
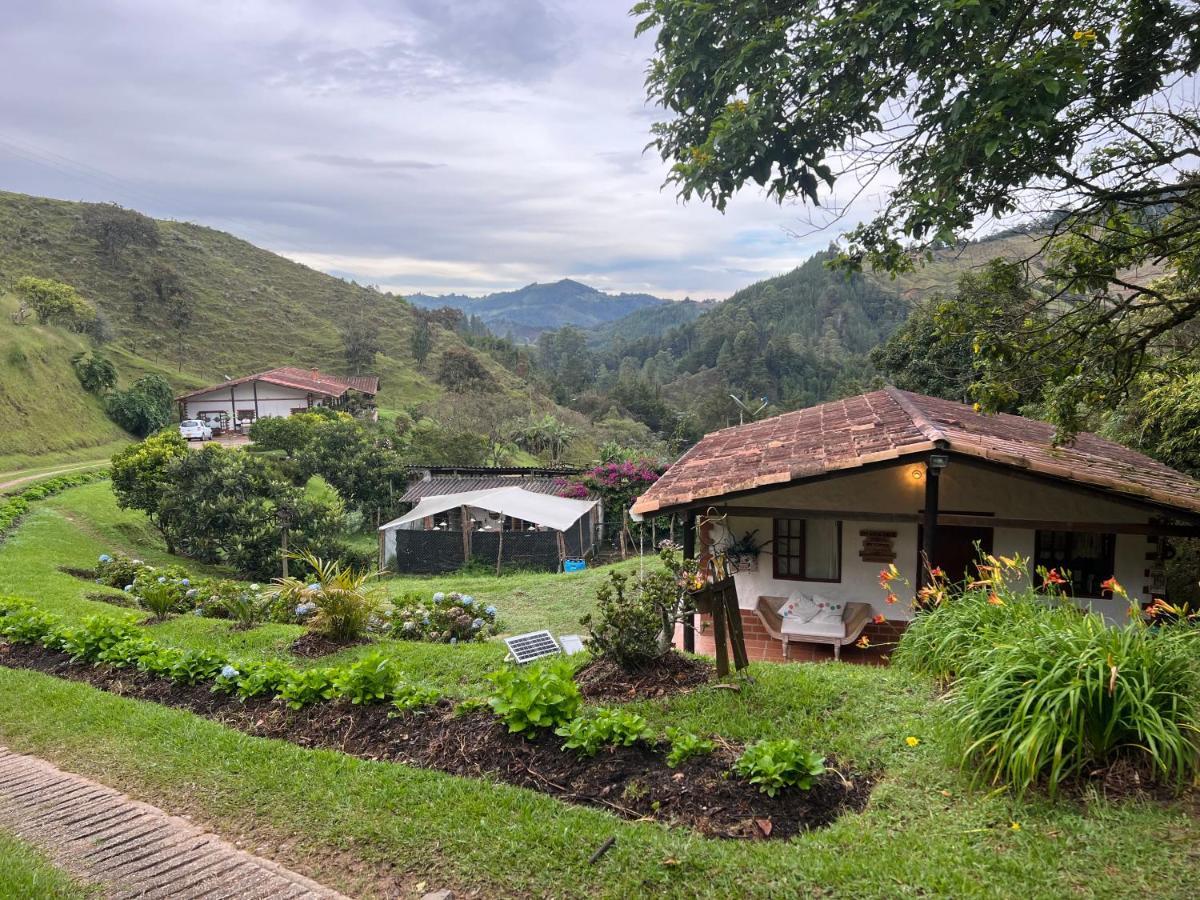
{"left": 636, "top": 1, "right": 1200, "bottom": 434}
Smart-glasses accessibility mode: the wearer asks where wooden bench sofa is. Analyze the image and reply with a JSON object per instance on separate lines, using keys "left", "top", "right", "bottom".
{"left": 756, "top": 596, "right": 873, "bottom": 661}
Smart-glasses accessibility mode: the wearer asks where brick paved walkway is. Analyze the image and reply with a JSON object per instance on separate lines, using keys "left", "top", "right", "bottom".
{"left": 0, "top": 746, "right": 351, "bottom": 899}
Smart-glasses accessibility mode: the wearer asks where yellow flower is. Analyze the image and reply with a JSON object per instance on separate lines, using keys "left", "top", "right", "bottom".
{"left": 1010, "top": 822, "right": 1022, "bottom": 832}
{"left": 905, "top": 736, "right": 920, "bottom": 747}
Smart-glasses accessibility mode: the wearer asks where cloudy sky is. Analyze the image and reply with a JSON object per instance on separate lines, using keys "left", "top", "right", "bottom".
{"left": 0, "top": 1, "right": 874, "bottom": 300}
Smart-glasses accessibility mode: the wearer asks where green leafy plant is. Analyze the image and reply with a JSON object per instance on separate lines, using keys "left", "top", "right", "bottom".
{"left": 388, "top": 590, "right": 498, "bottom": 643}
{"left": 948, "top": 612, "right": 1200, "bottom": 795}
{"left": 96, "top": 637, "right": 158, "bottom": 669}
{"left": 57, "top": 616, "right": 141, "bottom": 663}
{"left": 332, "top": 652, "right": 401, "bottom": 705}
{"left": 0, "top": 603, "right": 60, "bottom": 644}
{"left": 486, "top": 659, "right": 582, "bottom": 734}
{"left": 665, "top": 728, "right": 715, "bottom": 767}
{"left": 390, "top": 682, "right": 443, "bottom": 714}
{"left": 231, "top": 660, "right": 295, "bottom": 700}
{"left": 166, "top": 650, "right": 225, "bottom": 685}
{"left": 135, "top": 646, "right": 185, "bottom": 678}
{"left": 276, "top": 667, "right": 338, "bottom": 710}
{"left": 733, "top": 740, "right": 826, "bottom": 797}
{"left": 556, "top": 707, "right": 653, "bottom": 756}
{"left": 268, "top": 552, "right": 381, "bottom": 643}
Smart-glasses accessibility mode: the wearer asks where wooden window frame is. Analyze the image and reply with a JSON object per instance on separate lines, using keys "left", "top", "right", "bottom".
{"left": 772, "top": 518, "right": 842, "bottom": 583}
{"left": 1033, "top": 529, "right": 1117, "bottom": 597}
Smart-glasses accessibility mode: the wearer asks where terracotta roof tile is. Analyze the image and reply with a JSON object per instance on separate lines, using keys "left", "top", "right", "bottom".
{"left": 631, "top": 388, "right": 1200, "bottom": 516}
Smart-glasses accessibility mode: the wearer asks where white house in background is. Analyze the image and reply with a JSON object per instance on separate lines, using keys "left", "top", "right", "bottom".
{"left": 631, "top": 388, "right": 1200, "bottom": 663}
{"left": 175, "top": 367, "right": 379, "bottom": 432}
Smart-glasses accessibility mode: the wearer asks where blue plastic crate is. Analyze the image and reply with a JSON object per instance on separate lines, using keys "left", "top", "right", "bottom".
{"left": 563, "top": 558, "right": 587, "bottom": 573}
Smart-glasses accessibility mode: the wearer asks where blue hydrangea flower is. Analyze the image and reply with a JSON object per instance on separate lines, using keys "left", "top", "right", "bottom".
{"left": 432, "top": 592, "right": 445, "bottom": 603}
{"left": 249, "top": 583, "right": 260, "bottom": 591}
{"left": 185, "top": 588, "right": 198, "bottom": 599}
{"left": 295, "top": 601, "right": 317, "bottom": 617}
{"left": 131, "top": 559, "right": 143, "bottom": 566}
{"left": 98, "top": 554, "right": 112, "bottom": 563}
{"left": 157, "top": 576, "right": 166, "bottom": 584}
{"left": 471, "top": 618, "right": 484, "bottom": 630}
{"left": 123, "top": 584, "right": 133, "bottom": 592}
{"left": 461, "top": 596, "right": 474, "bottom": 607}
{"left": 484, "top": 605, "right": 497, "bottom": 617}
{"left": 403, "top": 621, "right": 417, "bottom": 632}
{"left": 220, "top": 665, "right": 239, "bottom": 680}
{"left": 193, "top": 608, "right": 205, "bottom": 616}
{"left": 306, "top": 583, "right": 320, "bottom": 591}
{"left": 422, "top": 616, "right": 430, "bottom": 625}
{"left": 180, "top": 579, "right": 190, "bottom": 586}
{"left": 450, "top": 637, "right": 458, "bottom": 645}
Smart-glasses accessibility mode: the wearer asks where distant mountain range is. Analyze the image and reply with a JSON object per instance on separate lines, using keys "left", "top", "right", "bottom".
{"left": 407, "top": 278, "right": 701, "bottom": 340}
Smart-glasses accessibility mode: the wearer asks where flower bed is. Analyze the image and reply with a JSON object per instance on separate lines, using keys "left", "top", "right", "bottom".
{"left": 385, "top": 590, "right": 498, "bottom": 643}
{"left": 0, "top": 599, "right": 869, "bottom": 839}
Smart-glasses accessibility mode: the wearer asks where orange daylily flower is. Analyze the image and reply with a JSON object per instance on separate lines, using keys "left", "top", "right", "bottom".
{"left": 856, "top": 635, "right": 871, "bottom": 649}
{"left": 872, "top": 614, "right": 886, "bottom": 624}
{"left": 987, "top": 593, "right": 1004, "bottom": 606}
{"left": 885, "top": 593, "right": 898, "bottom": 604}
{"left": 1044, "top": 569, "right": 1067, "bottom": 586}
{"left": 929, "top": 566, "right": 945, "bottom": 579}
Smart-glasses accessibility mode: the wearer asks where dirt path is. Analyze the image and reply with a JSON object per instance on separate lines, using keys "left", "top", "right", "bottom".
{"left": 0, "top": 746, "right": 352, "bottom": 899}
{"left": 0, "top": 460, "right": 108, "bottom": 493}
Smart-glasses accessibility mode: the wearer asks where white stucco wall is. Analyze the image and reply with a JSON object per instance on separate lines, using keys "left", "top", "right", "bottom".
{"left": 708, "top": 460, "right": 1159, "bottom": 621}
{"left": 182, "top": 382, "right": 317, "bottom": 423}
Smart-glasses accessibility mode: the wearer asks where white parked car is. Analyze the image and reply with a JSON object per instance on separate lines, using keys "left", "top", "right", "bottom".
{"left": 179, "top": 419, "right": 213, "bottom": 442}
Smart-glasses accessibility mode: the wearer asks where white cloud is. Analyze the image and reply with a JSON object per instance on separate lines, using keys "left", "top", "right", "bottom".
{"left": 0, "top": 0, "right": 861, "bottom": 300}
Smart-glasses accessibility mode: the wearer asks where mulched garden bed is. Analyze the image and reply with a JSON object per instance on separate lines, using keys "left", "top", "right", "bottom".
{"left": 289, "top": 633, "right": 370, "bottom": 658}
{"left": 83, "top": 591, "right": 136, "bottom": 608}
{"left": 574, "top": 652, "right": 714, "bottom": 701}
{"left": 0, "top": 642, "right": 874, "bottom": 840}
{"left": 58, "top": 565, "right": 99, "bottom": 580}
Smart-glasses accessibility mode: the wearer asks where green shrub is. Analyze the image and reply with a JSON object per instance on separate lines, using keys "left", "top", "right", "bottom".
{"left": 665, "top": 728, "right": 715, "bottom": 767}
{"left": 486, "top": 659, "right": 582, "bottom": 734}
{"left": 332, "top": 652, "right": 401, "bottom": 705}
{"left": 268, "top": 553, "right": 380, "bottom": 643}
{"left": 230, "top": 660, "right": 296, "bottom": 700}
{"left": 949, "top": 613, "right": 1200, "bottom": 795}
{"left": 57, "top": 616, "right": 141, "bottom": 663}
{"left": 733, "top": 740, "right": 826, "bottom": 796}
{"left": 277, "top": 668, "right": 338, "bottom": 709}
{"left": 894, "top": 588, "right": 1081, "bottom": 680}
{"left": 388, "top": 590, "right": 498, "bottom": 643}
{"left": 0, "top": 604, "right": 61, "bottom": 644}
{"left": 556, "top": 707, "right": 653, "bottom": 756}
{"left": 94, "top": 553, "right": 149, "bottom": 590}
{"left": 390, "top": 682, "right": 443, "bottom": 714}
{"left": 0, "top": 471, "right": 108, "bottom": 537}
{"left": 96, "top": 637, "right": 158, "bottom": 669}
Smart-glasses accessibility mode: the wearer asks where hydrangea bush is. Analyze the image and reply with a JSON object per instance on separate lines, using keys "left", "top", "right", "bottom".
{"left": 388, "top": 590, "right": 498, "bottom": 643}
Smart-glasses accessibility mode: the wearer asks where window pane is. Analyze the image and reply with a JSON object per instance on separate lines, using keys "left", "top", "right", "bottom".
{"left": 804, "top": 519, "right": 840, "bottom": 580}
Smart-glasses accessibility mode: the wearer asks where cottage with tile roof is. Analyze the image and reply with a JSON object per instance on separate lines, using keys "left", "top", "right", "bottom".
{"left": 175, "top": 367, "right": 379, "bottom": 431}
{"left": 633, "top": 388, "right": 1200, "bottom": 663}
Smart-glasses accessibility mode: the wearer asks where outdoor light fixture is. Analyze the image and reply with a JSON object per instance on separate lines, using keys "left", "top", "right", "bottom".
{"left": 928, "top": 451, "right": 950, "bottom": 471}
{"left": 910, "top": 467, "right": 924, "bottom": 481}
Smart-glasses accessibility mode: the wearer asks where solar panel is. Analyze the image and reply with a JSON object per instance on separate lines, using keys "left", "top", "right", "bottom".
{"left": 504, "top": 630, "right": 562, "bottom": 664}
{"left": 558, "top": 634, "right": 585, "bottom": 656}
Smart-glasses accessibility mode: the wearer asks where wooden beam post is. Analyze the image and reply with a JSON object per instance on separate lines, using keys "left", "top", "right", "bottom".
{"left": 252, "top": 379, "right": 260, "bottom": 421}
{"left": 682, "top": 511, "right": 696, "bottom": 653}
{"left": 921, "top": 461, "right": 940, "bottom": 584}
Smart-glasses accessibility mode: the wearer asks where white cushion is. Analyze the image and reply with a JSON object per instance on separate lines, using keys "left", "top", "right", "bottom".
{"left": 779, "top": 592, "right": 819, "bottom": 623}
{"left": 781, "top": 616, "right": 847, "bottom": 638}
{"left": 811, "top": 595, "right": 846, "bottom": 622}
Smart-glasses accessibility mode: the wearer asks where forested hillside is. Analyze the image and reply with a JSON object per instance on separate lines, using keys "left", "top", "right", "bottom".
{"left": 409, "top": 278, "right": 672, "bottom": 341}
{"left": 536, "top": 251, "right": 909, "bottom": 435}
{"left": 0, "top": 191, "right": 612, "bottom": 466}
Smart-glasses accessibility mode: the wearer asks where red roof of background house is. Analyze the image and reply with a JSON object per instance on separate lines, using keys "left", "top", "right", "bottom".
{"left": 175, "top": 367, "right": 380, "bottom": 402}
{"left": 631, "top": 387, "right": 1200, "bottom": 516}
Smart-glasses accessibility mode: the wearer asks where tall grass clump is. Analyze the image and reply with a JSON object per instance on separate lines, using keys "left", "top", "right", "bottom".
{"left": 894, "top": 557, "right": 1200, "bottom": 794}
{"left": 951, "top": 612, "right": 1200, "bottom": 794}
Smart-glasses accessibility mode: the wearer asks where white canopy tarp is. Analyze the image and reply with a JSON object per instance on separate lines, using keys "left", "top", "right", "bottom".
{"left": 379, "top": 486, "right": 596, "bottom": 534}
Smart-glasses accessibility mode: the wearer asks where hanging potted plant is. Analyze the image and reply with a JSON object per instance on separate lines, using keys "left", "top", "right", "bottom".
{"left": 723, "top": 530, "right": 768, "bottom": 573}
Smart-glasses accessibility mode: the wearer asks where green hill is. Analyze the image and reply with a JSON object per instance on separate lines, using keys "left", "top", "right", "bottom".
{"left": 0, "top": 190, "right": 592, "bottom": 467}
{"left": 409, "top": 278, "right": 672, "bottom": 341}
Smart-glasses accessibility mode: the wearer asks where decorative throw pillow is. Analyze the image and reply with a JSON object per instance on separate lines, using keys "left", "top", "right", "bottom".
{"left": 811, "top": 595, "right": 846, "bottom": 622}
{"left": 779, "top": 592, "right": 819, "bottom": 623}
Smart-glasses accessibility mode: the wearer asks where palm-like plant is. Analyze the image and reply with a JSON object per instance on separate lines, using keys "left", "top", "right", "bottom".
{"left": 268, "top": 552, "right": 381, "bottom": 643}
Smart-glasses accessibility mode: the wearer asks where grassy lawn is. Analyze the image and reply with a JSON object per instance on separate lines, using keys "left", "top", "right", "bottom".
{"left": 1, "top": 482, "right": 1199, "bottom": 897}
{"left": 0, "top": 829, "right": 99, "bottom": 899}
